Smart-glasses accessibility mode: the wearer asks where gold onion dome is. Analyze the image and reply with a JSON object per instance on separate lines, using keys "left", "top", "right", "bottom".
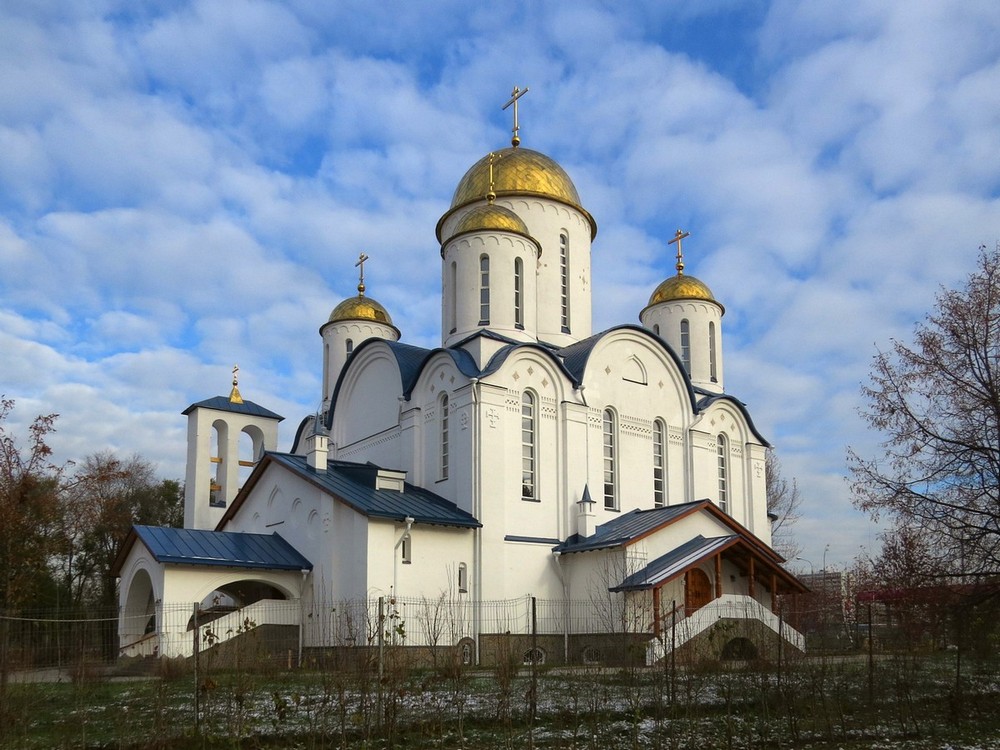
{"left": 452, "top": 204, "right": 530, "bottom": 237}
{"left": 328, "top": 295, "right": 394, "bottom": 326}
{"left": 647, "top": 274, "right": 724, "bottom": 312}
{"left": 438, "top": 147, "right": 597, "bottom": 241}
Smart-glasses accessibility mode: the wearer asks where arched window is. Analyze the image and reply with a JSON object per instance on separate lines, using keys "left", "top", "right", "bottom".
{"left": 653, "top": 323, "right": 660, "bottom": 336}
{"left": 653, "top": 419, "right": 666, "bottom": 507}
{"left": 458, "top": 562, "right": 468, "bottom": 593}
{"left": 603, "top": 409, "right": 617, "bottom": 510}
{"left": 210, "top": 423, "right": 224, "bottom": 507}
{"left": 514, "top": 258, "right": 524, "bottom": 328}
{"left": 449, "top": 261, "right": 457, "bottom": 333}
{"left": 479, "top": 255, "right": 490, "bottom": 325}
{"left": 521, "top": 391, "right": 536, "bottom": 500}
{"left": 709, "top": 322, "right": 717, "bottom": 382}
{"left": 680, "top": 319, "right": 691, "bottom": 375}
{"left": 717, "top": 433, "right": 729, "bottom": 514}
{"left": 440, "top": 394, "right": 450, "bottom": 480}
{"left": 346, "top": 338, "right": 354, "bottom": 356}
{"left": 559, "top": 233, "right": 570, "bottom": 332}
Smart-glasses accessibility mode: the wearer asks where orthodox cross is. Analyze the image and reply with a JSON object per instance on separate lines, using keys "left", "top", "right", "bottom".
{"left": 355, "top": 252, "right": 369, "bottom": 296}
{"left": 502, "top": 86, "right": 529, "bottom": 147}
{"left": 668, "top": 229, "right": 690, "bottom": 275}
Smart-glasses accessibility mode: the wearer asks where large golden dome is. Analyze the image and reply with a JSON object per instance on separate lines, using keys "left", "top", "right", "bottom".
{"left": 451, "top": 147, "right": 582, "bottom": 208}
{"left": 647, "top": 274, "right": 724, "bottom": 311}
{"left": 438, "top": 146, "right": 597, "bottom": 241}
{"left": 327, "top": 295, "right": 395, "bottom": 326}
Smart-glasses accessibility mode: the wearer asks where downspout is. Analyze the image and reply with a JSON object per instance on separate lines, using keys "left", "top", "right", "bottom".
{"left": 392, "top": 516, "right": 415, "bottom": 615}
{"left": 470, "top": 377, "right": 482, "bottom": 664}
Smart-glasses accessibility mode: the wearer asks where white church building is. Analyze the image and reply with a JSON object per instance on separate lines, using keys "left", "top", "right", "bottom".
{"left": 114, "top": 105, "right": 806, "bottom": 665}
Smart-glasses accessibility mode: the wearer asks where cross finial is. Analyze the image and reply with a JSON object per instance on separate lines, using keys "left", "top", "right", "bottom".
{"left": 229, "top": 364, "right": 244, "bottom": 404}
{"left": 668, "top": 229, "right": 691, "bottom": 276}
{"left": 487, "top": 152, "right": 499, "bottom": 203}
{"left": 502, "top": 85, "right": 529, "bottom": 148}
{"left": 355, "top": 252, "right": 369, "bottom": 296}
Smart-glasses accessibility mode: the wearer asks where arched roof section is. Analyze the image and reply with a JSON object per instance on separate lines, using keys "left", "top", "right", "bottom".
{"left": 696, "top": 394, "right": 771, "bottom": 447}
{"left": 480, "top": 341, "right": 582, "bottom": 388}
{"left": 326, "top": 339, "right": 481, "bottom": 429}
{"left": 479, "top": 342, "right": 575, "bottom": 402}
{"left": 557, "top": 325, "right": 700, "bottom": 409}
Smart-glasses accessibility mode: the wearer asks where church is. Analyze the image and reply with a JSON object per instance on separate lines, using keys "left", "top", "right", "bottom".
{"left": 114, "top": 91, "right": 807, "bottom": 665}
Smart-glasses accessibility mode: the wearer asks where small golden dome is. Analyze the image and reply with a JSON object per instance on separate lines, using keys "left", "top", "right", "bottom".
{"left": 328, "top": 295, "right": 394, "bottom": 326}
{"left": 647, "top": 274, "right": 723, "bottom": 310}
{"left": 452, "top": 204, "right": 530, "bottom": 238}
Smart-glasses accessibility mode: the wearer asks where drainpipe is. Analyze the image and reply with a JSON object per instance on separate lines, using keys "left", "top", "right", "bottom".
{"left": 298, "top": 568, "right": 308, "bottom": 667}
{"left": 392, "top": 516, "right": 415, "bottom": 619}
{"left": 469, "top": 377, "right": 482, "bottom": 664}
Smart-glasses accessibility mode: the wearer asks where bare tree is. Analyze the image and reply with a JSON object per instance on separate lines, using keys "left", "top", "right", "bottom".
{"left": 849, "top": 245, "right": 1000, "bottom": 575}
{"left": 0, "top": 398, "right": 65, "bottom": 613}
{"left": 766, "top": 448, "right": 802, "bottom": 560}
{"left": 62, "top": 452, "right": 182, "bottom": 608}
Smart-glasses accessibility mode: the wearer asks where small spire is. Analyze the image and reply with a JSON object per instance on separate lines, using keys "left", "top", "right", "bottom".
{"left": 668, "top": 229, "right": 690, "bottom": 276}
{"left": 355, "top": 252, "right": 369, "bottom": 296}
{"left": 502, "top": 85, "right": 529, "bottom": 148}
{"left": 229, "top": 364, "right": 243, "bottom": 404}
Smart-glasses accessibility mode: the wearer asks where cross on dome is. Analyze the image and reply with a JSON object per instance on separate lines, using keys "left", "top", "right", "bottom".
{"left": 668, "top": 229, "right": 691, "bottom": 275}
{"left": 355, "top": 252, "right": 369, "bottom": 296}
{"left": 502, "top": 86, "right": 529, "bottom": 148}
{"left": 229, "top": 364, "right": 243, "bottom": 404}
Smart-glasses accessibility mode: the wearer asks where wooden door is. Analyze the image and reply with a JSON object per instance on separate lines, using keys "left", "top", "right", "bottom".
{"left": 685, "top": 569, "right": 712, "bottom": 616}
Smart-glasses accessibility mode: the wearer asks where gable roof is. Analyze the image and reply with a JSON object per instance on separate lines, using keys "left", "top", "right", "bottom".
{"left": 112, "top": 525, "right": 311, "bottom": 576}
{"left": 554, "top": 498, "right": 786, "bottom": 566}
{"left": 221, "top": 453, "right": 481, "bottom": 530}
{"left": 610, "top": 535, "right": 738, "bottom": 592}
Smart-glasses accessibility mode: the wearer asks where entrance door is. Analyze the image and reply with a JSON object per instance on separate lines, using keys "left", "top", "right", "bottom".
{"left": 685, "top": 568, "right": 712, "bottom": 615}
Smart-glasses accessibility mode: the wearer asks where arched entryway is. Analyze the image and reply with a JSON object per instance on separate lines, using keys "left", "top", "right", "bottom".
{"left": 685, "top": 568, "right": 712, "bottom": 615}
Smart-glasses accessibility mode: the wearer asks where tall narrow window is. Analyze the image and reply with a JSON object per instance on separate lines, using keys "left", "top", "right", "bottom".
{"left": 346, "top": 338, "right": 354, "bottom": 356}
{"left": 559, "top": 233, "right": 570, "bottom": 332}
{"left": 603, "top": 409, "right": 617, "bottom": 510}
{"left": 479, "top": 255, "right": 490, "bottom": 325}
{"left": 680, "top": 319, "right": 691, "bottom": 375}
{"left": 449, "top": 261, "right": 457, "bottom": 334}
{"left": 401, "top": 535, "right": 412, "bottom": 564}
{"left": 458, "top": 562, "right": 468, "bottom": 593}
{"left": 653, "top": 419, "right": 665, "bottom": 507}
{"left": 514, "top": 258, "right": 524, "bottom": 328}
{"left": 440, "top": 394, "right": 450, "bottom": 479}
{"left": 717, "top": 434, "right": 729, "bottom": 514}
{"left": 709, "top": 322, "right": 718, "bottom": 382}
{"left": 521, "top": 391, "right": 536, "bottom": 499}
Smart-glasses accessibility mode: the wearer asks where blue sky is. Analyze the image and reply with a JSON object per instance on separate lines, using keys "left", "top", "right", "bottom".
{"left": 2, "top": 1, "right": 999, "bottom": 570}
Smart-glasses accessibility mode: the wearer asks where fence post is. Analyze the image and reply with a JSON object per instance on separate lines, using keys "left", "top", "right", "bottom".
{"left": 529, "top": 596, "right": 538, "bottom": 726}
{"left": 377, "top": 596, "right": 384, "bottom": 733}
{"left": 670, "top": 600, "right": 676, "bottom": 705}
{"left": 193, "top": 603, "right": 200, "bottom": 733}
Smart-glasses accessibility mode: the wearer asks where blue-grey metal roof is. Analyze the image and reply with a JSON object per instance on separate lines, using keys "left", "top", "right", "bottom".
{"left": 554, "top": 501, "right": 708, "bottom": 554}
{"left": 610, "top": 535, "right": 738, "bottom": 592}
{"left": 267, "top": 453, "right": 481, "bottom": 528}
{"left": 182, "top": 396, "right": 284, "bottom": 421}
{"left": 132, "top": 525, "right": 311, "bottom": 570}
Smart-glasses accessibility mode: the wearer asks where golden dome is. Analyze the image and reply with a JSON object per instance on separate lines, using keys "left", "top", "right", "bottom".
{"left": 647, "top": 274, "right": 724, "bottom": 311}
{"left": 451, "top": 204, "right": 530, "bottom": 238}
{"left": 451, "top": 147, "right": 581, "bottom": 208}
{"left": 438, "top": 147, "right": 597, "bottom": 240}
{"left": 328, "top": 295, "right": 394, "bottom": 326}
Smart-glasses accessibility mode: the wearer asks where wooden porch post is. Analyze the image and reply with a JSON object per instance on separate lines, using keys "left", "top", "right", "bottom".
{"left": 715, "top": 554, "right": 722, "bottom": 599}
{"left": 770, "top": 573, "right": 778, "bottom": 613}
{"left": 748, "top": 557, "right": 756, "bottom": 598}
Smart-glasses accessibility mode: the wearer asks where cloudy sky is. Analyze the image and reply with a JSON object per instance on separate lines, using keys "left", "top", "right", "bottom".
{"left": 2, "top": 1, "right": 998, "bottom": 569}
